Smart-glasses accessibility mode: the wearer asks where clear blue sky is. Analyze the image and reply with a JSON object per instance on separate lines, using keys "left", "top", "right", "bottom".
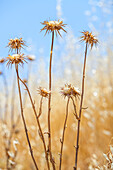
{"left": 0, "top": 0, "right": 113, "bottom": 76}
{"left": 0, "top": 0, "right": 90, "bottom": 56}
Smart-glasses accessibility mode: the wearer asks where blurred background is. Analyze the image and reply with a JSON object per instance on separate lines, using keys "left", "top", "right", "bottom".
{"left": 0, "top": 0, "right": 113, "bottom": 169}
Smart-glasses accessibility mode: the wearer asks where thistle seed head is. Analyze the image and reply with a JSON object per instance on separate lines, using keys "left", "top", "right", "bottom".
{"left": 0, "top": 58, "right": 6, "bottom": 64}
{"left": 60, "top": 84, "right": 80, "bottom": 98}
{"left": 41, "top": 20, "right": 67, "bottom": 37}
{"left": 6, "top": 54, "right": 27, "bottom": 67}
{"left": 26, "top": 55, "right": 35, "bottom": 61}
{"left": 0, "top": 71, "right": 2, "bottom": 75}
{"left": 80, "top": 31, "right": 98, "bottom": 49}
{"left": 7, "top": 37, "right": 26, "bottom": 51}
{"left": 37, "top": 87, "right": 50, "bottom": 98}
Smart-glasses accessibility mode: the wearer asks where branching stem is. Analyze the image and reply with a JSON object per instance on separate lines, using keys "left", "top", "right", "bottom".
{"left": 19, "top": 77, "right": 50, "bottom": 170}
{"left": 15, "top": 65, "right": 39, "bottom": 170}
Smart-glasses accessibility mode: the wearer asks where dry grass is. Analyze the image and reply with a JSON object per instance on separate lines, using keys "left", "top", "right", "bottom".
{"left": 0, "top": 35, "right": 113, "bottom": 170}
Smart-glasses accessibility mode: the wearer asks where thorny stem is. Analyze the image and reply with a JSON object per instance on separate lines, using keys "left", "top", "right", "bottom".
{"left": 15, "top": 65, "right": 39, "bottom": 170}
{"left": 19, "top": 77, "right": 50, "bottom": 170}
{"left": 74, "top": 43, "right": 88, "bottom": 170}
{"left": 59, "top": 97, "right": 70, "bottom": 170}
{"left": 48, "top": 31, "right": 56, "bottom": 169}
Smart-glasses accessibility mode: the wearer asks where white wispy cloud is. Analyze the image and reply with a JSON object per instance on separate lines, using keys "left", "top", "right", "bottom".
{"left": 56, "top": 0, "right": 62, "bottom": 18}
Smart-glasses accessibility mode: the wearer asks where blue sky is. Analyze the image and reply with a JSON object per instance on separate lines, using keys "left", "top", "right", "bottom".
{"left": 0, "top": 0, "right": 90, "bottom": 56}
{"left": 0, "top": 0, "right": 113, "bottom": 78}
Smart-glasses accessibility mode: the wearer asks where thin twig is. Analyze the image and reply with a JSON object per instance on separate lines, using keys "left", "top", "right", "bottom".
{"left": 37, "top": 96, "right": 43, "bottom": 119}
{"left": 19, "top": 77, "right": 50, "bottom": 170}
{"left": 74, "top": 42, "right": 88, "bottom": 170}
{"left": 48, "top": 31, "right": 56, "bottom": 169}
{"left": 59, "top": 97, "right": 70, "bottom": 170}
{"left": 70, "top": 96, "right": 79, "bottom": 120}
{"left": 15, "top": 64, "right": 39, "bottom": 170}
{"left": 23, "top": 63, "right": 32, "bottom": 107}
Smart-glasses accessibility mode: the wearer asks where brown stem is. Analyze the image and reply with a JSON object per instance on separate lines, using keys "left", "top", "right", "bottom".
{"left": 59, "top": 97, "right": 70, "bottom": 170}
{"left": 70, "top": 96, "right": 79, "bottom": 120}
{"left": 37, "top": 96, "right": 43, "bottom": 119}
{"left": 15, "top": 64, "right": 39, "bottom": 170}
{"left": 74, "top": 43, "right": 88, "bottom": 170}
{"left": 23, "top": 63, "right": 32, "bottom": 107}
{"left": 48, "top": 31, "right": 56, "bottom": 169}
{"left": 19, "top": 77, "right": 50, "bottom": 170}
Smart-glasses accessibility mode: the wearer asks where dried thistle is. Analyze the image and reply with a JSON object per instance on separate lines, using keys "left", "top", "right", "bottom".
{"left": 37, "top": 87, "right": 50, "bottom": 98}
{"left": 7, "top": 38, "right": 26, "bottom": 51}
{"left": 60, "top": 84, "right": 80, "bottom": 98}
{"left": 41, "top": 19, "right": 67, "bottom": 169}
{"left": 41, "top": 20, "right": 67, "bottom": 36}
{"left": 6, "top": 54, "right": 27, "bottom": 67}
{"left": 26, "top": 55, "right": 35, "bottom": 61}
{"left": 0, "top": 58, "right": 6, "bottom": 64}
{"left": 60, "top": 84, "right": 72, "bottom": 98}
{"left": 0, "top": 71, "right": 2, "bottom": 75}
{"left": 70, "top": 86, "right": 80, "bottom": 98}
{"left": 80, "top": 31, "right": 98, "bottom": 49}
{"left": 74, "top": 31, "right": 98, "bottom": 169}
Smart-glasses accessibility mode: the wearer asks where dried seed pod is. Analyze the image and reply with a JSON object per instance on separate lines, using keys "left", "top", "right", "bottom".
{"left": 80, "top": 31, "right": 98, "bottom": 49}
{"left": 41, "top": 20, "right": 67, "bottom": 37}
{"left": 37, "top": 87, "right": 50, "bottom": 98}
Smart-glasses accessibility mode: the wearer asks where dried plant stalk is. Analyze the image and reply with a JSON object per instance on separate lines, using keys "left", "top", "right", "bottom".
{"left": 41, "top": 20, "right": 66, "bottom": 169}
{"left": 48, "top": 31, "right": 56, "bottom": 169}
{"left": 74, "top": 43, "right": 88, "bottom": 170}
{"left": 37, "top": 96, "right": 43, "bottom": 119}
{"left": 70, "top": 96, "right": 79, "bottom": 120}
{"left": 74, "top": 31, "right": 98, "bottom": 169}
{"left": 59, "top": 97, "right": 70, "bottom": 170}
{"left": 19, "top": 77, "right": 50, "bottom": 170}
{"left": 15, "top": 65, "right": 39, "bottom": 170}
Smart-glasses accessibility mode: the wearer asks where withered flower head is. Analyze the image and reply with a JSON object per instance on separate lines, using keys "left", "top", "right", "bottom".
{"left": 60, "top": 84, "right": 80, "bottom": 98}
{"left": 26, "top": 55, "right": 35, "bottom": 61}
{"left": 6, "top": 54, "right": 27, "bottom": 67}
{"left": 7, "top": 37, "right": 26, "bottom": 51}
{"left": 70, "top": 86, "right": 80, "bottom": 97}
{"left": 60, "top": 84, "right": 71, "bottom": 98}
{"left": 37, "top": 87, "right": 50, "bottom": 98}
{"left": 41, "top": 20, "right": 67, "bottom": 36}
{"left": 0, "top": 58, "right": 6, "bottom": 64}
{"left": 80, "top": 31, "right": 98, "bottom": 49}
{"left": 0, "top": 71, "right": 3, "bottom": 75}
